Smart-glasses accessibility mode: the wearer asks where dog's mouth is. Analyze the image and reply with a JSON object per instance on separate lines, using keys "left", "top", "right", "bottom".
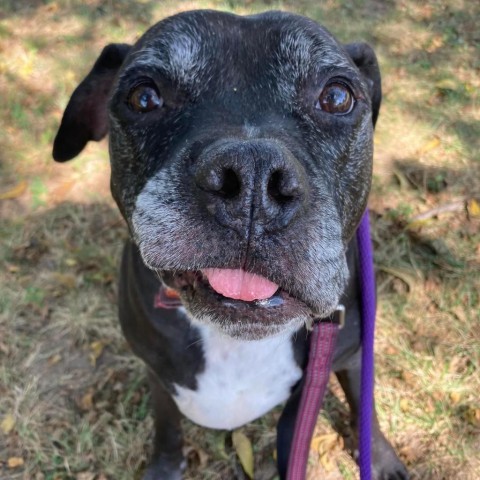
{"left": 159, "top": 268, "right": 313, "bottom": 338}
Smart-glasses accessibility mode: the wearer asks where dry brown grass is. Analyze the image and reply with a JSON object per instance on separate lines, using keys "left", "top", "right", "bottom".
{"left": 1, "top": 1, "right": 479, "bottom": 479}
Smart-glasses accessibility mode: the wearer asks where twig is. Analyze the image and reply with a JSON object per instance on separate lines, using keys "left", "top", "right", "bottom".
{"left": 409, "top": 199, "right": 467, "bottom": 223}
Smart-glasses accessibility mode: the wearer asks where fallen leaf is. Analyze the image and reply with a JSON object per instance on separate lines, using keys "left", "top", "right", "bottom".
{"left": 401, "top": 370, "right": 416, "bottom": 386}
{"left": 450, "top": 392, "right": 461, "bottom": 405}
{"left": 1, "top": 413, "right": 15, "bottom": 434}
{"left": 89, "top": 340, "right": 105, "bottom": 366}
{"left": 48, "top": 353, "right": 62, "bottom": 366}
{"left": 50, "top": 272, "right": 77, "bottom": 289}
{"left": 467, "top": 199, "right": 480, "bottom": 217}
{"left": 183, "top": 444, "right": 209, "bottom": 469}
{"left": 311, "top": 432, "right": 342, "bottom": 472}
{"left": 79, "top": 390, "right": 94, "bottom": 411}
{"left": 310, "top": 433, "right": 341, "bottom": 455}
{"left": 45, "top": 2, "right": 59, "bottom": 13}
{"left": 465, "top": 406, "right": 480, "bottom": 427}
{"left": 385, "top": 346, "right": 400, "bottom": 355}
{"left": 0, "top": 181, "right": 28, "bottom": 200}
{"left": 417, "top": 136, "right": 441, "bottom": 155}
{"left": 426, "top": 35, "right": 444, "bottom": 53}
{"left": 378, "top": 266, "right": 417, "bottom": 292}
{"left": 435, "top": 79, "right": 458, "bottom": 92}
{"left": 232, "top": 429, "right": 254, "bottom": 479}
{"left": 64, "top": 257, "right": 78, "bottom": 267}
{"left": 8, "top": 457, "right": 24, "bottom": 468}
{"left": 319, "top": 451, "right": 336, "bottom": 472}
{"left": 400, "top": 398, "right": 410, "bottom": 412}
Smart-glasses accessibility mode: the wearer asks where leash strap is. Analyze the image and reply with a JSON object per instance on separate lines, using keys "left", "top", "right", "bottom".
{"left": 286, "top": 321, "right": 340, "bottom": 480}
{"left": 357, "top": 210, "right": 376, "bottom": 480}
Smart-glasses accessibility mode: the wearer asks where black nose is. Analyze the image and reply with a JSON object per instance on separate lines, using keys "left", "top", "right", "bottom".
{"left": 193, "top": 140, "right": 307, "bottom": 235}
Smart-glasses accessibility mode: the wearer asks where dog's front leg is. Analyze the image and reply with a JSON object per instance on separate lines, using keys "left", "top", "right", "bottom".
{"left": 335, "top": 350, "right": 409, "bottom": 480}
{"left": 143, "top": 370, "right": 184, "bottom": 480}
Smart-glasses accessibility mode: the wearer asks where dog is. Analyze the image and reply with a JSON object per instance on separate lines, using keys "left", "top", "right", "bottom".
{"left": 52, "top": 9, "right": 409, "bottom": 480}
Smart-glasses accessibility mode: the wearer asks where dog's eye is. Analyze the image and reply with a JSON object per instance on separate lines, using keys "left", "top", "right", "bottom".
{"left": 316, "top": 83, "right": 354, "bottom": 115}
{"left": 128, "top": 83, "right": 163, "bottom": 113}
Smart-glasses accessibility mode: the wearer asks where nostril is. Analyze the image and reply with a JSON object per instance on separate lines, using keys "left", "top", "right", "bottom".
{"left": 195, "top": 165, "right": 241, "bottom": 198}
{"left": 267, "top": 170, "right": 299, "bottom": 204}
{"left": 218, "top": 168, "right": 241, "bottom": 198}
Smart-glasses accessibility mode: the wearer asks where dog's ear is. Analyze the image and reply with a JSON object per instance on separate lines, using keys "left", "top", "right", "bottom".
{"left": 344, "top": 42, "right": 382, "bottom": 127}
{"left": 53, "top": 43, "right": 131, "bottom": 162}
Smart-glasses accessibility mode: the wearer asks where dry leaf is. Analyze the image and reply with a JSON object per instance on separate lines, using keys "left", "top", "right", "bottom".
{"left": 467, "top": 199, "right": 480, "bottom": 217}
{"left": 6, "top": 263, "right": 20, "bottom": 273}
{"left": 450, "top": 392, "right": 461, "bottom": 405}
{"left": 401, "top": 370, "right": 416, "bottom": 386}
{"left": 465, "top": 406, "right": 480, "bottom": 427}
{"left": 310, "top": 433, "right": 340, "bottom": 455}
{"left": 378, "top": 266, "right": 417, "bottom": 292}
{"left": 232, "top": 429, "right": 254, "bottom": 479}
{"left": 8, "top": 457, "right": 24, "bottom": 468}
{"left": 89, "top": 340, "right": 105, "bottom": 366}
{"left": 426, "top": 35, "right": 444, "bottom": 53}
{"left": 79, "top": 390, "right": 94, "bottom": 411}
{"left": 400, "top": 398, "right": 410, "bottom": 412}
{"left": 417, "top": 136, "right": 440, "bottom": 155}
{"left": 0, "top": 181, "right": 28, "bottom": 200}
{"left": 51, "top": 272, "right": 77, "bottom": 289}
{"left": 319, "top": 451, "right": 336, "bottom": 472}
{"left": 48, "top": 353, "right": 62, "bottom": 366}
{"left": 435, "top": 79, "right": 457, "bottom": 91}
{"left": 64, "top": 258, "right": 78, "bottom": 267}
{"left": 1, "top": 413, "right": 15, "bottom": 434}
{"left": 311, "top": 433, "right": 341, "bottom": 472}
{"left": 183, "top": 445, "right": 209, "bottom": 469}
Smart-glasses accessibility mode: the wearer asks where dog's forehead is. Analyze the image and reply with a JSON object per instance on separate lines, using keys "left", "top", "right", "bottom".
{"left": 123, "top": 10, "right": 356, "bottom": 90}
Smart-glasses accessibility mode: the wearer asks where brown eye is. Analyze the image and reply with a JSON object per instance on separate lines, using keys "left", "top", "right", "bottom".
{"left": 128, "top": 83, "right": 163, "bottom": 113}
{"left": 317, "top": 82, "right": 354, "bottom": 114}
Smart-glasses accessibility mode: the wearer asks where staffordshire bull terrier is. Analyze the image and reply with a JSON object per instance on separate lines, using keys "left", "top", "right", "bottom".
{"left": 53, "top": 9, "right": 408, "bottom": 480}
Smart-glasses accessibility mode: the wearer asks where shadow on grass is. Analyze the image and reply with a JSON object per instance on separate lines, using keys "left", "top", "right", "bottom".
{"left": 372, "top": 158, "right": 479, "bottom": 287}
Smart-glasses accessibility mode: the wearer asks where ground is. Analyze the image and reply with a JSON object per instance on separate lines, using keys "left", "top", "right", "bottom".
{"left": 0, "top": 1, "right": 479, "bottom": 479}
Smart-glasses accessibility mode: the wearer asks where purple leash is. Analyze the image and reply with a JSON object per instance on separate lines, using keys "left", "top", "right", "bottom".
{"left": 286, "top": 321, "right": 340, "bottom": 479}
{"left": 287, "top": 209, "right": 375, "bottom": 480}
{"left": 357, "top": 209, "right": 376, "bottom": 480}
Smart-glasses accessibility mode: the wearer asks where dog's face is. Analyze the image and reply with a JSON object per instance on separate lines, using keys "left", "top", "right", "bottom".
{"left": 53, "top": 10, "right": 381, "bottom": 339}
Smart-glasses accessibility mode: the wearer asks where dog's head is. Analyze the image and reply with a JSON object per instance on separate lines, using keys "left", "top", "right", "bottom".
{"left": 53, "top": 10, "right": 381, "bottom": 339}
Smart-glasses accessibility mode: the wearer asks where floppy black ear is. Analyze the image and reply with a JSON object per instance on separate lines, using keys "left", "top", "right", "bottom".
{"left": 53, "top": 43, "right": 131, "bottom": 162}
{"left": 344, "top": 42, "right": 382, "bottom": 127}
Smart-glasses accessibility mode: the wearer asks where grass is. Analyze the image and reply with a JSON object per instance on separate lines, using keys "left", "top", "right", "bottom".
{"left": 0, "top": 0, "right": 479, "bottom": 479}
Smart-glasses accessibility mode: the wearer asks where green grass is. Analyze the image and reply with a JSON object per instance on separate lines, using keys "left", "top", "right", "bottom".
{"left": 1, "top": 0, "right": 479, "bottom": 479}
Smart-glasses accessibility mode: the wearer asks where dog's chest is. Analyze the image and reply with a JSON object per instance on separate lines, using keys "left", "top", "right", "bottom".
{"left": 172, "top": 324, "right": 303, "bottom": 430}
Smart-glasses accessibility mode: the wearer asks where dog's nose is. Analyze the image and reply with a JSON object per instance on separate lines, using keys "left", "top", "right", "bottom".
{"left": 193, "top": 140, "right": 308, "bottom": 235}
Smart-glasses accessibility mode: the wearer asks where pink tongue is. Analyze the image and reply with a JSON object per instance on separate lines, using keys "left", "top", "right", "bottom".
{"left": 202, "top": 268, "right": 279, "bottom": 301}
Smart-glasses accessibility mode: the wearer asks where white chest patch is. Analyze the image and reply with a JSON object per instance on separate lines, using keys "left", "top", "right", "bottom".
{"left": 172, "top": 323, "right": 303, "bottom": 430}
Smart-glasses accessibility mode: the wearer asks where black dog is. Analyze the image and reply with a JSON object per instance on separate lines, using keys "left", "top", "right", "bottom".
{"left": 53, "top": 10, "right": 408, "bottom": 480}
